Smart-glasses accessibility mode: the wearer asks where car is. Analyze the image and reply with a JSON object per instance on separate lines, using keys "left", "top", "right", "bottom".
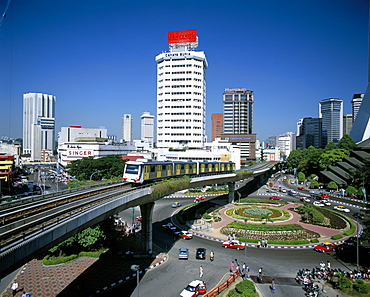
{"left": 281, "top": 189, "right": 287, "bottom": 193}
{"left": 320, "top": 192, "right": 330, "bottom": 198}
{"left": 298, "top": 186, "right": 306, "bottom": 190}
{"left": 136, "top": 216, "right": 142, "bottom": 222}
{"left": 334, "top": 205, "right": 351, "bottom": 213}
{"left": 314, "top": 242, "right": 337, "bottom": 252}
{"left": 300, "top": 197, "right": 311, "bottom": 203}
{"left": 197, "top": 197, "right": 206, "bottom": 201}
{"left": 288, "top": 190, "right": 297, "bottom": 196}
{"left": 353, "top": 212, "right": 365, "bottom": 220}
{"left": 313, "top": 201, "right": 324, "bottom": 207}
{"left": 162, "top": 222, "right": 177, "bottom": 232}
{"left": 222, "top": 240, "right": 245, "bottom": 250}
{"left": 269, "top": 196, "right": 283, "bottom": 200}
{"left": 178, "top": 248, "right": 189, "bottom": 260}
{"left": 180, "top": 280, "right": 207, "bottom": 297}
{"left": 195, "top": 248, "right": 206, "bottom": 260}
{"left": 172, "top": 202, "right": 182, "bottom": 208}
{"left": 320, "top": 199, "right": 332, "bottom": 206}
{"left": 178, "top": 231, "right": 193, "bottom": 240}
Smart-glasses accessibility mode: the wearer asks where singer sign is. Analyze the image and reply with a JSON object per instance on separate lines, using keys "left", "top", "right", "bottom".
{"left": 168, "top": 30, "right": 196, "bottom": 44}
{"left": 67, "top": 149, "right": 94, "bottom": 157}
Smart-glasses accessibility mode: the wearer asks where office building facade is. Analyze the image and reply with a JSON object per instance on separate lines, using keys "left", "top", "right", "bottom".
{"left": 140, "top": 112, "right": 154, "bottom": 145}
{"left": 211, "top": 113, "right": 223, "bottom": 141}
{"left": 122, "top": 114, "right": 133, "bottom": 143}
{"left": 319, "top": 98, "right": 343, "bottom": 144}
{"left": 223, "top": 88, "right": 254, "bottom": 135}
{"left": 351, "top": 93, "right": 364, "bottom": 122}
{"left": 296, "top": 117, "right": 327, "bottom": 149}
{"left": 155, "top": 30, "right": 207, "bottom": 149}
{"left": 23, "top": 92, "right": 56, "bottom": 161}
{"left": 343, "top": 114, "right": 353, "bottom": 135}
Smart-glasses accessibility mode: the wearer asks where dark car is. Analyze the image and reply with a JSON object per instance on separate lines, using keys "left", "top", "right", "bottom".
{"left": 353, "top": 212, "right": 365, "bottom": 220}
{"left": 196, "top": 248, "right": 206, "bottom": 260}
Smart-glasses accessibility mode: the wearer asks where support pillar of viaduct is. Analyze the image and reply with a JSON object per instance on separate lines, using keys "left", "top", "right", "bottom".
{"left": 139, "top": 202, "right": 155, "bottom": 252}
{"left": 228, "top": 182, "right": 235, "bottom": 204}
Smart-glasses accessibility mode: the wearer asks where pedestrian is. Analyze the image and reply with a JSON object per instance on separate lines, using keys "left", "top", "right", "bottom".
{"left": 270, "top": 279, "right": 276, "bottom": 293}
{"left": 10, "top": 281, "right": 18, "bottom": 296}
{"left": 232, "top": 233, "right": 236, "bottom": 240}
{"left": 320, "top": 261, "right": 325, "bottom": 271}
{"left": 327, "top": 260, "right": 331, "bottom": 270}
{"left": 257, "top": 240, "right": 261, "bottom": 248}
{"left": 245, "top": 266, "right": 250, "bottom": 278}
{"left": 265, "top": 239, "right": 268, "bottom": 248}
{"left": 257, "top": 269, "right": 263, "bottom": 283}
{"left": 262, "top": 240, "right": 265, "bottom": 248}
{"left": 228, "top": 234, "right": 231, "bottom": 241}
{"left": 229, "top": 261, "right": 235, "bottom": 272}
{"left": 199, "top": 265, "right": 203, "bottom": 278}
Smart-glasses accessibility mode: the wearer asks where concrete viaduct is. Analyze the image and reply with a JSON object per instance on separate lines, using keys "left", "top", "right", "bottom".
{"left": 0, "top": 166, "right": 275, "bottom": 278}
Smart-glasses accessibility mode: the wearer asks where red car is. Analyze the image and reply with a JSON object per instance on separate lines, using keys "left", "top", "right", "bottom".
{"left": 320, "top": 199, "right": 332, "bottom": 206}
{"left": 178, "top": 231, "right": 193, "bottom": 240}
{"left": 269, "top": 196, "right": 283, "bottom": 200}
{"left": 222, "top": 240, "right": 245, "bottom": 250}
{"left": 314, "top": 242, "right": 337, "bottom": 252}
{"left": 180, "top": 280, "right": 207, "bottom": 297}
{"left": 136, "top": 216, "right": 142, "bottom": 222}
{"left": 320, "top": 192, "right": 330, "bottom": 198}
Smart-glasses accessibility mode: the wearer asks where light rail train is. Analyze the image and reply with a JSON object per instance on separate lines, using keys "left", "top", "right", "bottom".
{"left": 123, "top": 159, "right": 235, "bottom": 184}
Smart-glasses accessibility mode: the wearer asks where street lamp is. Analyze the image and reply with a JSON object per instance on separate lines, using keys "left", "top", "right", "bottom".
{"left": 90, "top": 170, "right": 101, "bottom": 181}
{"left": 131, "top": 264, "right": 140, "bottom": 297}
{"left": 244, "top": 219, "right": 247, "bottom": 265}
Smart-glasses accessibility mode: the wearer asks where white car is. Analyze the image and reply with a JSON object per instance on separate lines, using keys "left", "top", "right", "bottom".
{"left": 300, "top": 197, "right": 311, "bottom": 203}
{"left": 313, "top": 201, "right": 324, "bottom": 207}
{"left": 320, "top": 199, "right": 332, "bottom": 206}
{"left": 281, "top": 189, "right": 287, "bottom": 193}
{"left": 334, "top": 205, "right": 351, "bottom": 213}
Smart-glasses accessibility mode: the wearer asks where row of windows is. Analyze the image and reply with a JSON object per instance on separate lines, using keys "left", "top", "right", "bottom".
{"left": 158, "top": 133, "right": 203, "bottom": 136}
{"left": 158, "top": 140, "right": 203, "bottom": 143}
{"left": 158, "top": 126, "right": 202, "bottom": 129}
{"left": 158, "top": 112, "right": 203, "bottom": 116}
{"left": 159, "top": 71, "right": 202, "bottom": 75}
{"left": 158, "top": 92, "right": 203, "bottom": 96}
{"left": 158, "top": 105, "right": 203, "bottom": 109}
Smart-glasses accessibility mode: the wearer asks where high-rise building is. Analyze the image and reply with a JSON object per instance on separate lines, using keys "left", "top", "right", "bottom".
{"left": 220, "top": 88, "right": 256, "bottom": 164}
{"left": 223, "top": 88, "right": 254, "bottom": 135}
{"left": 296, "top": 117, "right": 327, "bottom": 149}
{"left": 211, "top": 113, "right": 223, "bottom": 141}
{"left": 278, "top": 132, "right": 296, "bottom": 158}
{"left": 351, "top": 93, "right": 364, "bottom": 122}
{"left": 141, "top": 112, "right": 154, "bottom": 145}
{"left": 122, "top": 114, "right": 133, "bottom": 143}
{"left": 23, "top": 92, "right": 56, "bottom": 161}
{"left": 155, "top": 30, "right": 207, "bottom": 149}
{"left": 319, "top": 98, "right": 343, "bottom": 144}
{"left": 343, "top": 114, "right": 353, "bottom": 135}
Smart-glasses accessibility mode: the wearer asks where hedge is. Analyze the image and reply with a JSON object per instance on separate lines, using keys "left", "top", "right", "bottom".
{"left": 228, "top": 221, "right": 303, "bottom": 231}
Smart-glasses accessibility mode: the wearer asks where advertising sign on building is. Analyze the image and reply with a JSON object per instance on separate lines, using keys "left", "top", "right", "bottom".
{"left": 168, "top": 30, "right": 196, "bottom": 44}
{"left": 67, "top": 150, "right": 94, "bottom": 157}
{"left": 220, "top": 154, "right": 230, "bottom": 162}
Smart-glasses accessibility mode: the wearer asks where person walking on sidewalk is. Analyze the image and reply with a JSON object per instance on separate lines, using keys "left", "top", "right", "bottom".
{"left": 10, "top": 281, "right": 18, "bottom": 296}
{"left": 270, "top": 279, "right": 276, "bottom": 293}
{"left": 199, "top": 265, "right": 204, "bottom": 278}
{"left": 229, "top": 261, "right": 235, "bottom": 272}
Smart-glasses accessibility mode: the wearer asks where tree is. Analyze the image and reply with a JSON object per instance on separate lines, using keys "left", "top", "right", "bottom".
{"left": 337, "top": 134, "right": 357, "bottom": 151}
{"left": 345, "top": 186, "right": 356, "bottom": 195}
{"left": 77, "top": 226, "right": 106, "bottom": 250}
{"left": 327, "top": 181, "right": 338, "bottom": 191}
{"left": 297, "top": 172, "right": 306, "bottom": 183}
{"left": 318, "top": 149, "right": 350, "bottom": 171}
{"left": 325, "top": 141, "right": 337, "bottom": 150}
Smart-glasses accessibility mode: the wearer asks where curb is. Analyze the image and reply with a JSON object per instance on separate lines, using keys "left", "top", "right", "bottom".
{"left": 94, "top": 254, "right": 167, "bottom": 295}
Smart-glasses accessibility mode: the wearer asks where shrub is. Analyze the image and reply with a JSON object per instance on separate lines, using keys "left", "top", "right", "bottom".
{"left": 202, "top": 213, "right": 212, "bottom": 219}
{"left": 228, "top": 288, "right": 240, "bottom": 297}
{"left": 79, "top": 251, "right": 101, "bottom": 258}
{"left": 234, "top": 280, "right": 257, "bottom": 297}
{"left": 353, "top": 279, "right": 370, "bottom": 294}
{"left": 331, "top": 234, "right": 343, "bottom": 240}
{"left": 310, "top": 238, "right": 319, "bottom": 243}
{"left": 42, "top": 254, "right": 78, "bottom": 265}
{"left": 335, "top": 275, "right": 352, "bottom": 289}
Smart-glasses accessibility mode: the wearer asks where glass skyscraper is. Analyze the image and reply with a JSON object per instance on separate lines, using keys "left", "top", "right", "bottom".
{"left": 319, "top": 98, "right": 343, "bottom": 144}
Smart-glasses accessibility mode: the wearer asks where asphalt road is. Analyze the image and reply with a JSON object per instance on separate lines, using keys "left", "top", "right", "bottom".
{"left": 117, "top": 193, "right": 358, "bottom": 297}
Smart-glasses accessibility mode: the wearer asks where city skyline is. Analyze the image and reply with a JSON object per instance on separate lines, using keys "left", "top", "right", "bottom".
{"left": 0, "top": 0, "right": 368, "bottom": 142}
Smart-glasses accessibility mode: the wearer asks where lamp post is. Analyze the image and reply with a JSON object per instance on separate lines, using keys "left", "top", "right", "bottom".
{"left": 244, "top": 219, "right": 247, "bottom": 265}
{"left": 356, "top": 219, "right": 360, "bottom": 271}
{"left": 131, "top": 264, "right": 140, "bottom": 297}
{"left": 90, "top": 170, "right": 101, "bottom": 181}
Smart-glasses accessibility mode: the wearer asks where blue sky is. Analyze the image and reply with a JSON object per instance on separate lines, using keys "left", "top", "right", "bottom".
{"left": 0, "top": 0, "right": 368, "bottom": 142}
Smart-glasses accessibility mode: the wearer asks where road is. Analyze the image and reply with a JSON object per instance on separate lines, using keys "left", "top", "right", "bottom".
{"left": 117, "top": 189, "right": 359, "bottom": 297}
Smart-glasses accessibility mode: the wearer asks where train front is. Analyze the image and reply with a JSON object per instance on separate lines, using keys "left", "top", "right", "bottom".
{"left": 122, "top": 161, "right": 143, "bottom": 183}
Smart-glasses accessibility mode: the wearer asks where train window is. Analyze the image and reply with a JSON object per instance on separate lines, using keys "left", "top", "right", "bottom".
{"left": 125, "top": 165, "right": 139, "bottom": 174}
{"left": 151, "top": 165, "right": 156, "bottom": 172}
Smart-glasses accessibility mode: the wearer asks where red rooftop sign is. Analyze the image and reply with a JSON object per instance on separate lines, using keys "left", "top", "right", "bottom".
{"left": 168, "top": 30, "right": 196, "bottom": 44}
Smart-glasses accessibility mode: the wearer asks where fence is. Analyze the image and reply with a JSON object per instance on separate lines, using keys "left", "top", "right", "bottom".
{"left": 203, "top": 269, "right": 240, "bottom": 297}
